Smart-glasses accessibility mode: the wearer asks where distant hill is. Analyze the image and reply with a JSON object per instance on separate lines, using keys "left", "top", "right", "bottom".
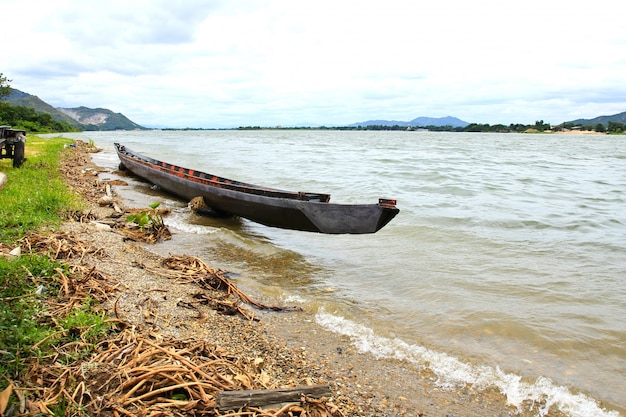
{"left": 349, "top": 115, "right": 469, "bottom": 128}
{"left": 5, "top": 89, "right": 146, "bottom": 131}
{"left": 409, "top": 116, "right": 469, "bottom": 128}
{"left": 565, "top": 111, "right": 626, "bottom": 127}
{"left": 58, "top": 106, "right": 146, "bottom": 131}
{"left": 350, "top": 119, "right": 411, "bottom": 127}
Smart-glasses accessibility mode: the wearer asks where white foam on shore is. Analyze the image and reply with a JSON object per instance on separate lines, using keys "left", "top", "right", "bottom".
{"left": 283, "top": 294, "right": 307, "bottom": 304}
{"left": 315, "top": 311, "right": 620, "bottom": 417}
{"left": 164, "top": 213, "right": 220, "bottom": 235}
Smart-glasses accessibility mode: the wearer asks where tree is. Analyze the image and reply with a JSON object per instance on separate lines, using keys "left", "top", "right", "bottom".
{"left": 607, "top": 121, "right": 624, "bottom": 133}
{"left": 0, "top": 72, "right": 12, "bottom": 100}
{"left": 534, "top": 120, "right": 550, "bottom": 132}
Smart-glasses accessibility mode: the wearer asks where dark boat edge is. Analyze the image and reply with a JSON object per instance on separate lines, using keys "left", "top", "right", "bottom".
{"left": 114, "top": 143, "right": 399, "bottom": 234}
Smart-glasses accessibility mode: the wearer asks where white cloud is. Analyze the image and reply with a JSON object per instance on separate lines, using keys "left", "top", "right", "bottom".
{"left": 3, "top": 0, "right": 626, "bottom": 127}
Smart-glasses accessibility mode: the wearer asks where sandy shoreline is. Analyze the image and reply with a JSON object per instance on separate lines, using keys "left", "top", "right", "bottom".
{"left": 59, "top": 141, "right": 569, "bottom": 417}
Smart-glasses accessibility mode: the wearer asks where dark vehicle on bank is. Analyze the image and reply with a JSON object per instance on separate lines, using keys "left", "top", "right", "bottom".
{"left": 0, "top": 126, "right": 26, "bottom": 168}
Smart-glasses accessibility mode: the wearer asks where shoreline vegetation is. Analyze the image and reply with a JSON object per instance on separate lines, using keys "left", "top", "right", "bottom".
{"left": 179, "top": 121, "right": 625, "bottom": 134}
{"left": 0, "top": 136, "right": 597, "bottom": 416}
{"left": 170, "top": 126, "right": 618, "bottom": 136}
{"left": 168, "top": 125, "right": 623, "bottom": 134}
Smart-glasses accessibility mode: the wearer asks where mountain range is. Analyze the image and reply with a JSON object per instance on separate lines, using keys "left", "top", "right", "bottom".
{"left": 5, "top": 89, "right": 147, "bottom": 131}
{"left": 353, "top": 112, "right": 626, "bottom": 128}
{"left": 349, "top": 116, "right": 469, "bottom": 128}
{"left": 4, "top": 88, "right": 626, "bottom": 130}
{"left": 567, "top": 112, "right": 626, "bottom": 127}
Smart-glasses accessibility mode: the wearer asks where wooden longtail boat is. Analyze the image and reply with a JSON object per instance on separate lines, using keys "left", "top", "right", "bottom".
{"left": 115, "top": 143, "right": 399, "bottom": 234}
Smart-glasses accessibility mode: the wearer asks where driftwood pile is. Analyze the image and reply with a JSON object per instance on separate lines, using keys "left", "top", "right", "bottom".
{"left": 20, "top": 230, "right": 105, "bottom": 261}
{"left": 8, "top": 327, "right": 337, "bottom": 416}
{"left": 3, "top": 230, "right": 340, "bottom": 416}
{"left": 117, "top": 205, "right": 173, "bottom": 243}
{"left": 18, "top": 231, "right": 117, "bottom": 317}
{"left": 143, "top": 255, "right": 302, "bottom": 321}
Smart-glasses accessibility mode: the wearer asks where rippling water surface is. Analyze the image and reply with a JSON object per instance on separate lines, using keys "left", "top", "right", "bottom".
{"left": 60, "top": 130, "right": 625, "bottom": 416}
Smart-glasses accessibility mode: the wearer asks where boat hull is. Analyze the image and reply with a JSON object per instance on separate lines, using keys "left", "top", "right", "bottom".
{"left": 115, "top": 144, "right": 399, "bottom": 234}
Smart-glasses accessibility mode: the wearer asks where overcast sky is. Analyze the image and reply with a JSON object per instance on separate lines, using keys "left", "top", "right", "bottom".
{"left": 3, "top": 0, "right": 626, "bottom": 128}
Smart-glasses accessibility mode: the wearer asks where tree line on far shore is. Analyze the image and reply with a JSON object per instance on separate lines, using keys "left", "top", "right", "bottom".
{"left": 236, "top": 120, "right": 625, "bottom": 133}
{"left": 322, "top": 120, "right": 624, "bottom": 134}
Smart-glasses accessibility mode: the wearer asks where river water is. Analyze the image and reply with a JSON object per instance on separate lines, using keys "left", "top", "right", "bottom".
{"left": 58, "top": 130, "right": 625, "bottom": 416}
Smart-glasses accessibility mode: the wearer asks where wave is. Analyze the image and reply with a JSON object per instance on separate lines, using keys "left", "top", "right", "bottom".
{"left": 315, "top": 311, "right": 620, "bottom": 417}
{"left": 165, "top": 212, "right": 221, "bottom": 235}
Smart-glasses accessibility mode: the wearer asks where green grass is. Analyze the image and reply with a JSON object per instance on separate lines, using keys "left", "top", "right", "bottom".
{"left": 0, "top": 136, "right": 83, "bottom": 242}
{"left": 0, "top": 136, "right": 113, "bottom": 409}
{"left": 58, "top": 298, "right": 111, "bottom": 345}
{"left": 0, "top": 254, "right": 66, "bottom": 376}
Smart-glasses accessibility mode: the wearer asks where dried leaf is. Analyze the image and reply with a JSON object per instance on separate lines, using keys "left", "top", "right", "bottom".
{"left": 234, "top": 374, "right": 253, "bottom": 389}
{"left": 0, "top": 383, "right": 13, "bottom": 414}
